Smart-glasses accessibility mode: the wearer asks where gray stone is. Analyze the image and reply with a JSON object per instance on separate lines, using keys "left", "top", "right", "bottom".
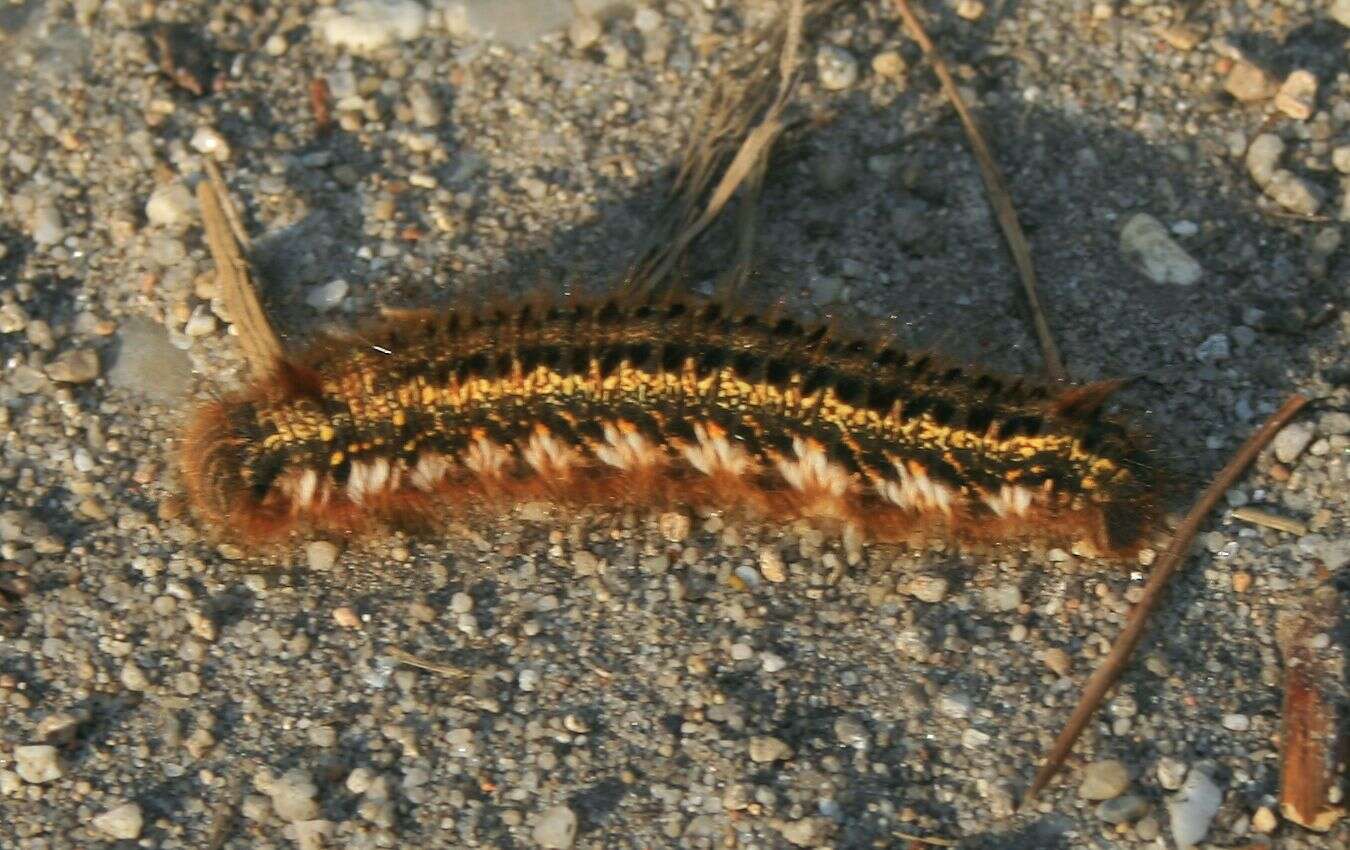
{"left": 92, "top": 802, "right": 144, "bottom": 840}
{"left": 532, "top": 804, "right": 578, "bottom": 848}
{"left": 937, "top": 692, "right": 973, "bottom": 720}
{"left": 443, "top": 1, "right": 574, "bottom": 48}
{"left": 1078, "top": 759, "right": 1130, "bottom": 800}
{"left": 31, "top": 197, "right": 63, "bottom": 246}
{"left": 1120, "top": 213, "right": 1201, "bottom": 285}
{"left": 1156, "top": 756, "right": 1187, "bottom": 790}
{"left": 1096, "top": 793, "right": 1148, "bottom": 824}
{"left": 1194, "top": 333, "right": 1230, "bottom": 365}
{"left": 108, "top": 318, "right": 193, "bottom": 401}
{"left": 1167, "top": 766, "right": 1223, "bottom": 848}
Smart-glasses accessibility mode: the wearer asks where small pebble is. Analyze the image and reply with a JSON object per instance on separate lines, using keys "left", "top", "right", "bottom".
{"left": 306, "top": 540, "right": 339, "bottom": 570}
{"left": 1079, "top": 759, "right": 1130, "bottom": 801}
{"left": 306, "top": 279, "right": 349, "bottom": 312}
{"left": 955, "top": 0, "right": 986, "bottom": 20}
{"left": 1274, "top": 70, "right": 1317, "bottom": 121}
{"left": 1224, "top": 62, "right": 1275, "bottom": 102}
{"left": 146, "top": 182, "right": 197, "bottom": 228}
{"left": 1221, "top": 713, "right": 1250, "bottom": 732}
{"left": 1119, "top": 213, "right": 1201, "bottom": 285}
{"left": 14, "top": 745, "right": 63, "bottom": 784}
{"left": 871, "top": 50, "right": 906, "bottom": 79}
{"left": 1245, "top": 133, "right": 1284, "bottom": 187}
{"left": 190, "top": 126, "right": 230, "bottom": 160}
{"left": 936, "top": 692, "right": 972, "bottom": 720}
{"left": 815, "top": 46, "right": 858, "bottom": 91}
{"left": 1264, "top": 170, "right": 1323, "bottom": 216}
{"left": 532, "top": 803, "right": 578, "bottom": 848}
{"left": 1251, "top": 805, "right": 1278, "bottom": 834}
{"left": 907, "top": 574, "right": 948, "bottom": 603}
{"left": 747, "top": 735, "right": 793, "bottom": 763}
{"left": 758, "top": 548, "right": 787, "bottom": 583}
{"left": 92, "top": 802, "right": 144, "bottom": 839}
{"left": 1043, "top": 647, "right": 1072, "bottom": 676}
{"left": 1194, "top": 333, "right": 1230, "bottom": 365}
{"left": 45, "top": 349, "right": 100, "bottom": 383}
{"left": 407, "top": 82, "right": 441, "bottom": 128}
{"left": 1156, "top": 756, "right": 1187, "bottom": 791}
{"left": 31, "top": 197, "right": 63, "bottom": 246}
{"left": 333, "top": 607, "right": 361, "bottom": 628}
{"left": 314, "top": 0, "right": 428, "bottom": 53}
{"left": 269, "top": 769, "right": 320, "bottom": 823}
{"left": 1272, "top": 422, "right": 1314, "bottom": 464}
{"left": 1096, "top": 793, "right": 1148, "bottom": 824}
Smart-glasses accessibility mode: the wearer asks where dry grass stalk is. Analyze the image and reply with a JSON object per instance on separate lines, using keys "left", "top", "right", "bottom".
{"left": 197, "top": 160, "right": 283, "bottom": 378}
{"left": 889, "top": 0, "right": 1065, "bottom": 383}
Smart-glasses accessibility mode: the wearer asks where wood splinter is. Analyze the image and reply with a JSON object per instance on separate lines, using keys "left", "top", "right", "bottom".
{"left": 1277, "top": 597, "right": 1346, "bottom": 833}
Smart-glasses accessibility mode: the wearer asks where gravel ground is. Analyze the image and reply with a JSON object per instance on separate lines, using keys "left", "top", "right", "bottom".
{"left": 1, "top": 1, "right": 1347, "bottom": 848}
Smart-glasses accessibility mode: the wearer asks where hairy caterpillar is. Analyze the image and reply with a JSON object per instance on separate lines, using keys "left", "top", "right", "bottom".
{"left": 181, "top": 295, "right": 1158, "bottom": 558}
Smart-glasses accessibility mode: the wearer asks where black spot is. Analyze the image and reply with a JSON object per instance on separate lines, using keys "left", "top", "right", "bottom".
{"left": 1101, "top": 502, "right": 1144, "bottom": 552}
{"left": 571, "top": 305, "right": 592, "bottom": 324}
{"left": 972, "top": 374, "right": 1003, "bottom": 396}
{"left": 997, "top": 415, "right": 1043, "bottom": 440}
{"left": 826, "top": 439, "right": 860, "bottom": 474}
{"left": 661, "top": 343, "right": 688, "bottom": 372}
{"left": 1080, "top": 421, "right": 1127, "bottom": 453}
{"left": 939, "top": 367, "right": 963, "bottom": 384}
{"left": 925, "top": 455, "right": 965, "bottom": 488}
{"left": 874, "top": 348, "right": 905, "bottom": 368}
{"left": 665, "top": 302, "right": 688, "bottom": 321}
{"left": 538, "top": 345, "right": 562, "bottom": 369}
{"left": 458, "top": 352, "right": 489, "bottom": 380}
{"left": 633, "top": 304, "right": 653, "bottom": 320}
{"left": 518, "top": 346, "right": 542, "bottom": 372}
{"left": 866, "top": 383, "right": 901, "bottom": 413}
{"left": 665, "top": 417, "right": 697, "bottom": 443}
{"left": 909, "top": 355, "right": 931, "bottom": 376}
{"left": 966, "top": 406, "right": 996, "bottom": 434}
{"left": 627, "top": 342, "right": 654, "bottom": 369}
{"left": 495, "top": 351, "right": 514, "bottom": 377}
{"left": 930, "top": 399, "right": 956, "bottom": 425}
{"left": 833, "top": 375, "right": 864, "bottom": 406}
{"left": 569, "top": 346, "right": 591, "bottom": 375}
{"left": 228, "top": 403, "right": 260, "bottom": 439}
{"left": 516, "top": 305, "right": 536, "bottom": 329}
{"left": 804, "top": 325, "right": 828, "bottom": 345}
{"left": 902, "top": 395, "right": 934, "bottom": 420}
{"left": 1027, "top": 386, "right": 1049, "bottom": 400}
{"left": 731, "top": 350, "right": 762, "bottom": 379}
{"left": 248, "top": 453, "right": 285, "bottom": 501}
{"left": 802, "top": 365, "right": 836, "bottom": 396}
{"left": 331, "top": 456, "right": 351, "bottom": 486}
{"left": 763, "top": 429, "right": 795, "bottom": 455}
{"left": 597, "top": 300, "right": 621, "bottom": 325}
{"left": 739, "top": 313, "right": 760, "bottom": 330}
{"left": 544, "top": 414, "right": 578, "bottom": 444}
{"left": 599, "top": 347, "right": 623, "bottom": 377}
{"left": 696, "top": 346, "right": 727, "bottom": 375}
{"left": 576, "top": 419, "right": 604, "bottom": 442}
{"left": 772, "top": 318, "right": 802, "bottom": 338}
{"left": 699, "top": 303, "right": 723, "bottom": 323}
{"left": 765, "top": 359, "right": 791, "bottom": 385}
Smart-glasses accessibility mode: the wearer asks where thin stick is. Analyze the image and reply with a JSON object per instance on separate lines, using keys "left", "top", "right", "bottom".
{"left": 1024, "top": 394, "right": 1310, "bottom": 801}
{"left": 384, "top": 647, "right": 469, "bottom": 678}
{"left": 892, "top": 829, "right": 958, "bottom": 847}
{"left": 197, "top": 161, "right": 283, "bottom": 378}
{"left": 1231, "top": 506, "right": 1308, "bottom": 536}
{"left": 889, "top": 1, "right": 1065, "bottom": 383}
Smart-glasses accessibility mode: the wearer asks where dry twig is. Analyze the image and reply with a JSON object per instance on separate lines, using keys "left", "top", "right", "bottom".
{"left": 629, "top": 0, "right": 819, "bottom": 296}
{"left": 197, "top": 161, "right": 283, "bottom": 378}
{"left": 1277, "top": 597, "right": 1345, "bottom": 832}
{"left": 1024, "top": 394, "right": 1310, "bottom": 801}
{"left": 384, "top": 647, "right": 469, "bottom": 678}
{"left": 1231, "top": 505, "right": 1308, "bottom": 536}
{"left": 889, "top": 0, "right": 1065, "bottom": 383}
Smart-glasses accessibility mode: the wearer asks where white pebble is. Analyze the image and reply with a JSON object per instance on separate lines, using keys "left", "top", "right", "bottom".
{"left": 1221, "top": 713, "right": 1250, "bottom": 732}
{"left": 1119, "top": 213, "right": 1202, "bottom": 285}
{"left": 14, "top": 745, "right": 63, "bottom": 784}
{"left": 146, "top": 182, "right": 197, "bottom": 228}
{"left": 92, "top": 802, "right": 144, "bottom": 840}
{"left": 306, "top": 279, "right": 349, "bottom": 312}
{"left": 532, "top": 804, "right": 578, "bottom": 848}
{"left": 306, "top": 540, "right": 339, "bottom": 570}
{"left": 815, "top": 45, "right": 858, "bottom": 91}
{"left": 190, "top": 126, "right": 231, "bottom": 160}
{"left": 314, "top": 0, "right": 428, "bottom": 53}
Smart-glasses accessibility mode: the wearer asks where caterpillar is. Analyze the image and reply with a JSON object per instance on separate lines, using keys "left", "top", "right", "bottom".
{"left": 180, "top": 295, "right": 1159, "bottom": 558}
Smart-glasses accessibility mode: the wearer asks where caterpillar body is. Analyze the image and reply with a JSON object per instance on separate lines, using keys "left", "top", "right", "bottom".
{"left": 181, "top": 295, "right": 1158, "bottom": 558}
